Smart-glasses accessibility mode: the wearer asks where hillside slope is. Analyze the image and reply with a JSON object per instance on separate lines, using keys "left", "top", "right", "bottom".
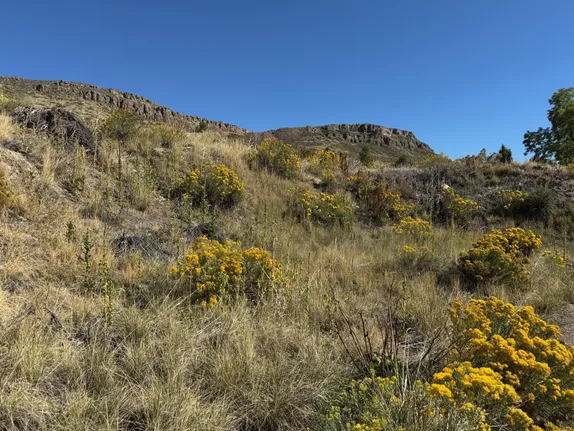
{"left": 0, "top": 76, "right": 432, "bottom": 161}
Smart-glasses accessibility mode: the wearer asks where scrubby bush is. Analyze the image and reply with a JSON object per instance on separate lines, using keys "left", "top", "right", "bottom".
{"left": 101, "top": 109, "right": 140, "bottom": 144}
{"left": 307, "top": 148, "right": 340, "bottom": 171}
{"left": 516, "top": 187, "right": 555, "bottom": 225}
{"left": 493, "top": 189, "right": 527, "bottom": 217}
{"left": 396, "top": 245, "right": 438, "bottom": 273}
{"left": 171, "top": 164, "right": 244, "bottom": 210}
{"left": 359, "top": 145, "right": 375, "bottom": 167}
{"left": 323, "top": 375, "right": 487, "bottom": 431}
{"left": 171, "top": 236, "right": 281, "bottom": 305}
{"left": 249, "top": 137, "right": 301, "bottom": 177}
{"left": 325, "top": 297, "right": 574, "bottom": 431}
{"left": 458, "top": 228, "right": 542, "bottom": 285}
{"left": 417, "top": 153, "right": 453, "bottom": 169}
{"left": 347, "top": 174, "right": 413, "bottom": 223}
{"left": 442, "top": 187, "right": 480, "bottom": 227}
{"left": 392, "top": 217, "right": 434, "bottom": 241}
{"left": 287, "top": 188, "right": 353, "bottom": 227}
{"left": 151, "top": 124, "right": 186, "bottom": 148}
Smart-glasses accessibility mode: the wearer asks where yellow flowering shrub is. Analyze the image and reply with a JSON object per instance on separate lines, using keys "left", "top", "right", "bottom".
{"left": 458, "top": 228, "right": 542, "bottom": 285}
{"left": 323, "top": 375, "right": 488, "bottom": 431}
{"left": 392, "top": 217, "right": 434, "bottom": 240}
{"left": 447, "top": 297, "right": 574, "bottom": 429}
{"left": 442, "top": 187, "right": 480, "bottom": 227}
{"left": 171, "top": 164, "right": 244, "bottom": 209}
{"left": 494, "top": 189, "right": 527, "bottom": 216}
{"left": 307, "top": 148, "right": 340, "bottom": 170}
{"left": 288, "top": 187, "right": 353, "bottom": 227}
{"left": 248, "top": 137, "right": 301, "bottom": 178}
{"left": 171, "top": 236, "right": 281, "bottom": 305}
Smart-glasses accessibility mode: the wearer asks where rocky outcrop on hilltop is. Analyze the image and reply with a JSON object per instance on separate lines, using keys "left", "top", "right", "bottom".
{"left": 249, "top": 123, "right": 433, "bottom": 159}
{"left": 0, "top": 77, "right": 247, "bottom": 134}
{"left": 1, "top": 77, "right": 434, "bottom": 160}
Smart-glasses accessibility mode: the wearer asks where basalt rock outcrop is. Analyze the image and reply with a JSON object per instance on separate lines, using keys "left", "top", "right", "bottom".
{"left": 1, "top": 76, "right": 433, "bottom": 160}
{"left": 0, "top": 77, "right": 246, "bottom": 134}
{"left": 249, "top": 124, "right": 433, "bottom": 159}
{"left": 12, "top": 106, "right": 95, "bottom": 153}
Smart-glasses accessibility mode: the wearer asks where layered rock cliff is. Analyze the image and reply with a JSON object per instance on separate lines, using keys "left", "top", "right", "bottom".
{"left": 0, "top": 76, "right": 433, "bottom": 160}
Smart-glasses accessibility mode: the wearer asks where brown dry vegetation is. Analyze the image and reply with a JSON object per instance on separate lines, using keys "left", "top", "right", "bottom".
{"left": 0, "top": 110, "right": 574, "bottom": 430}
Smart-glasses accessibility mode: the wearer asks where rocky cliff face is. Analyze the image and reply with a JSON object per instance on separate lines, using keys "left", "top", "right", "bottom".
{"left": 0, "top": 76, "right": 247, "bottom": 134}
{"left": 249, "top": 123, "right": 433, "bottom": 159}
{"left": 1, "top": 76, "right": 433, "bottom": 160}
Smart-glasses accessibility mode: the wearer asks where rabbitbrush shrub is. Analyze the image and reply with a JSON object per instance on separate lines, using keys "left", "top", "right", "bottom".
{"left": 287, "top": 187, "right": 353, "bottom": 227}
{"left": 458, "top": 227, "right": 542, "bottom": 285}
{"left": 249, "top": 137, "right": 301, "bottom": 178}
{"left": 324, "top": 297, "right": 574, "bottom": 431}
{"left": 171, "top": 236, "right": 281, "bottom": 306}
{"left": 171, "top": 164, "right": 244, "bottom": 209}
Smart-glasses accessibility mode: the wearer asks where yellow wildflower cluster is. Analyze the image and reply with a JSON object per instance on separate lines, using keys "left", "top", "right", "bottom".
{"left": 494, "top": 189, "right": 527, "bottom": 215}
{"left": 392, "top": 217, "right": 434, "bottom": 240}
{"left": 442, "top": 187, "right": 480, "bottom": 227}
{"left": 307, "top": 148, "right": 340, "bottom": 170}
{"left": 325, "top": 297, "right": 574, "bottom": 431}
{"left": 325, "top": 375, "right": 487, "bottom": 431}
{"left": 288, "top": 187, "right": 353, "bottom": 227}
{"left": 447, "top": 297, "right": 574, "bottom": 429}
{"left": 171, "top": 164, "right": 244, "bottom": 209}
{"left": 459, "top": 228, "right": 542, "bottom": 284}
{"left": 248, "top": 137, "right": 301, "bottom": 178}
{"left": 171, "top": 236, "right": 281, "bottom": 304}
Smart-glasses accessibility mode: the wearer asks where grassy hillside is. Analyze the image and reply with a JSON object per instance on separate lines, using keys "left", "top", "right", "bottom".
{"left": 1, "top": 96, "right": 574, "bottom": 430}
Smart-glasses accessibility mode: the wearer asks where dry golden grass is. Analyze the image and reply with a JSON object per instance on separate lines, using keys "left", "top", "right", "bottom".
{"left": 0, "top": 122, "right": 573, "bottom": 430}
{"left": 0, "top": 114, "right": 15, "bottom": 142}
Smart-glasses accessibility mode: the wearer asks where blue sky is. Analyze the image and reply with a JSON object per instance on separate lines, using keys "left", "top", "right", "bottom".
{"left": 1, "top": 0, "right": 573, "bottom": 159}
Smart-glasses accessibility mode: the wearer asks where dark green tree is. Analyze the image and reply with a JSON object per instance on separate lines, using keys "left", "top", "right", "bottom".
{"left": 523, "top": 88, "right": 574, "bottom": 164}
{"left": 498, "top": 144, "right": 513, "bottom": 164}
{"left": 359, "top": 145, "right": 374, "bottom": 167}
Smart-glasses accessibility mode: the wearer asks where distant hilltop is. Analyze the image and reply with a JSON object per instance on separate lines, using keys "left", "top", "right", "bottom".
{"left": 0, "top": 76, "right": 433, "bottom": 160}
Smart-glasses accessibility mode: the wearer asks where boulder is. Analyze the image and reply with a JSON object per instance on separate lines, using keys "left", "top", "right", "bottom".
{"left": 11, "top": 106, "right": 95, "bottom": 153}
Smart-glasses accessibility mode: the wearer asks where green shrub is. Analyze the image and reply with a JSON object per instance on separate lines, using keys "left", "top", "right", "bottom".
{"left": 359, "top": 145, "right": 375, "bottom": 167}
{"left": 101, "top": 109, "right": 140, "bottom": 143}
{"left": 171, "top": 164, "right": 244, "bottom": 209}
{"left": 248, "top": 137, "right": 301, "bottom": 178}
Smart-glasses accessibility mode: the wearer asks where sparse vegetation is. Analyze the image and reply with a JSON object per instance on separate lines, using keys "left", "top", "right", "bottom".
{"left": 2, "top": 82, "right": 574, "bottom": 431}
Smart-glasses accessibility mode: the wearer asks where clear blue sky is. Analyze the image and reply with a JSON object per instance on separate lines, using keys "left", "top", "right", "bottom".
{"left": 1, "top": 0, "right": 573, "bottom": 158}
